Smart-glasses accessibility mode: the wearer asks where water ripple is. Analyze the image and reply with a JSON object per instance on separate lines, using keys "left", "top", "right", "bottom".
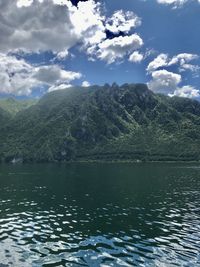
{"left": 0, "top": 163, "right": 200, "bottom": 266}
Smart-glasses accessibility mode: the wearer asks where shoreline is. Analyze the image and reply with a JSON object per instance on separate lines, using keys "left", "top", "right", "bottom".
{"left": 1, "top": 159, "right": 200, "bottom": 165}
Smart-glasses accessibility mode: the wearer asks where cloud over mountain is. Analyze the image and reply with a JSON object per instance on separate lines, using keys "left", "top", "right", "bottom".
{"left": 0, "top": 0, "right": 145, "bottom": 95}
{"left": 0, "top": 53, "right": 81, "bottom": 95}
{"left": 0, "top": 0, "right": 199, "bottom": 98}
{"left": 148, "top": 69, "right": 181, "bottom": 94}
{"left": 147, "top": 52, "right": 200, "bottom": 98}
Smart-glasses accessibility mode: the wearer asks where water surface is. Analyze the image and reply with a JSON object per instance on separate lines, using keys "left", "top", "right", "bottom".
{"left": 0, "top": 163, "right": 200, "bottom": 266}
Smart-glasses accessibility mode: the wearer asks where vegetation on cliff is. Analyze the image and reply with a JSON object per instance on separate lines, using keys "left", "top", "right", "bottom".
{"left": 0, "top": 83, "right": 200, "bottom": 162}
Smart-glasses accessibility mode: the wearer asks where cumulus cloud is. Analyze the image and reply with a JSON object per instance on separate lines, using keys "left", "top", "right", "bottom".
{"left": 148, "top": 69, "right": 181, "bottom": 94}
{"left": 170, "top": 85, "right": 200, "bottom": 98}
{"left": 129, "top": 51, "right": 144, "bottom": 63}
{"left": 179, "top": 64, "right": 200, "bottom": 73}
{"left": 148, "top": 69, "right": 199, "bottom": 98}
{"left": 168, "top": 53, "right": 199, "bottom": 67}
{"left": 0, "top": 0, "right": 106, "bottom": 54}
{"left": 147, "top": 54, "right": 169, "bottom": 72}
{"left": 157, "top": 0, "right": 200, "bottom": 8}
{"left": 68, "top": 0, "right": 106, "bottom": 47}
{"left": 147, "top": 53, "right": 199, "bottom": 73}
{"left": 82, "top": 81, "right": 91, "bottom": 87}
{"left": 157, "top": 0, "right": 186, "bottom": 6}
{"left": 0, "top": 0, "right": 145, "bottom": 95}
{"left": 157, "top": 0, "right": 187, "bottom": 8}
{"left": 0, "top": 0, "right": 143, "bottom": 65}
{"left": 105, "top": 10, "right": 141, "bottom": 34}
{"left": 96, "top": 34, "right": 143, "bottom": 64}
{"left": 0, "top": 53, "right": 81, "bottom": 96}
{"left": 74, "top": 3, "right": 144, "bottom": 64}
{"left": 34, "top": 65, "right": 81, "bottom": 84}
{"left": 0, "top": 0, "right": 78, "bottom": 53}
{"left": 56, "top": 50, "right": 69, "bottom": 60}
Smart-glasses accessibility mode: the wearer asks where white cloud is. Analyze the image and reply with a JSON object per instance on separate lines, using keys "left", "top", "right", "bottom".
{"left": 48, "top": 83, "right": 72, "bottom": 92}
{"left": 56, "top": 50, "right": 69, "bottom": 60}
{"left": 71, "top": 2, "right": 144, "bottom": 64}
{"left": 68, "top": 0, "right": 106, "bottom": 47}
{"left": 34, "top": 65, "right": 81, "bottom": 84}
{"left": 179, "top": 63, "right": 200, "bottom": 73}
{"left": 148, "top": 69, "right": 181, "bottom": 94}
{"left": 0, "top": 53, "right": 81, "bottom": 96}
{"left": 0, "top": 0, "right": 145, "bottom": 95}
{"left": 129, "top": 51, "right": 144, "bottom": 63}
{"left": 52, "top": 0, "right": 69, "bottom": 5}
{"left": 170, "top": 85, "right": 200, "bottom": 98}
{"left": 147, "top": 53, "right": 199, "bottom": 73}
{"left": 17, "top": 0, "right": 33, "bottom": 7}
{"left": 105, "top": 10, "right": 141, "bottom": 34}
{"left": 0, "top": 0, "right": 78, "bottom": 53}
{"left": 82, "top": 81, "right": 91, "bottom": 87}
{"left": 0, "top": 0, "right": 106, "bottom": 54}
{"left": 157, "top": 0, "right": 200, "bottom": 8}
{"left": 147, "top": 53, "right": 169, "bottom": 72}
{"left": 168, "top": 53, "right": 199, "bottom": 66}
{"left": 96, "top": 34, "right": 143, "bottom": 64}
{"left": 157, "top": 0, "right": 188, "bottom": 8}
{"left": 148, "top": 69, "right": 199, "bottom": 98}
{"left": 0, "top": 0, "right": 143, "bottom": 64}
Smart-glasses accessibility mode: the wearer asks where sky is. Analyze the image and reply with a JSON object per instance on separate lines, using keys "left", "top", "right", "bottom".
{"left": 0, "top": 0, "right": 200, "bottom": 99}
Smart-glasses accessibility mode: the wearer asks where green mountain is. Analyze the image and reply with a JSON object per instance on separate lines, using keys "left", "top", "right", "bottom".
{"left": 0, "top": 107, "right": 11, "bottom": 127}
{"left": 0, "top": 98, "right": 38, "bottom": 116}
{"left": 0, "top": 83, "right": 200, "bottom": 163}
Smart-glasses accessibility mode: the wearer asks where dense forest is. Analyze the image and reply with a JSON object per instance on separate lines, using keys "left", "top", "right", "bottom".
{"left": 0, "top": 83, "right": 200, "bottom": 163}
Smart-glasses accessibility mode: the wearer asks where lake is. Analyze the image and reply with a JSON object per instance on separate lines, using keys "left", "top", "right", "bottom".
{"left": 0, "top": 163, "right": 200, "bottom": 266}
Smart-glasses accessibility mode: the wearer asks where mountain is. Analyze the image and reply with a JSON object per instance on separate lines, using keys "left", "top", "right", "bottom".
{"left": 0, "top": 83, "right": 200, "bottom": 163}
{"left": 0, "top": 98, "right": 38, "bottom": 116}
{"left": 0, "top": 107, "right": 11, "bottom": 128}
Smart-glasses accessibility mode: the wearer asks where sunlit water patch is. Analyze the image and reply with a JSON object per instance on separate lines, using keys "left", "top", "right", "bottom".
{"left": 0, "top": 163, "right": 200, "bottom": 266}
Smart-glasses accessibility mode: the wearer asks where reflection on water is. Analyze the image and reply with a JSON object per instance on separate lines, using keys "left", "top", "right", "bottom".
{"left": 0, "top": 163, "right": 200, "bottom": 266}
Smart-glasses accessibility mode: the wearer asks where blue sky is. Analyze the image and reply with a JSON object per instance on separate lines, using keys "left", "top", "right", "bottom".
{"left": 0, "top": 0, "right": 200, "bottom": 98}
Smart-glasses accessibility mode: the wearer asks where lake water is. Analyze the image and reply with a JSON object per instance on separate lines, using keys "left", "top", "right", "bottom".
{"left": 0, "top": 163, "right": 200, "bottom": 267}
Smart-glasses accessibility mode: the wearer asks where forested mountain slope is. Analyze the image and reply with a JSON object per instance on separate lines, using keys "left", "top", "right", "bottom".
{"left": 0, "top": 98, "right": 37, "bottom": 116}
{"left": 0, "top": 83, "right": 200, "bottom": 162}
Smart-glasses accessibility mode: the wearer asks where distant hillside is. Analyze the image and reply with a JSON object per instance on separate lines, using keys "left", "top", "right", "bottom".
{"left": 0, "top": 98, "right": 38, "bottom": 116}
{"left": 0, "top": 83, "right": 200, "bottom": 163}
